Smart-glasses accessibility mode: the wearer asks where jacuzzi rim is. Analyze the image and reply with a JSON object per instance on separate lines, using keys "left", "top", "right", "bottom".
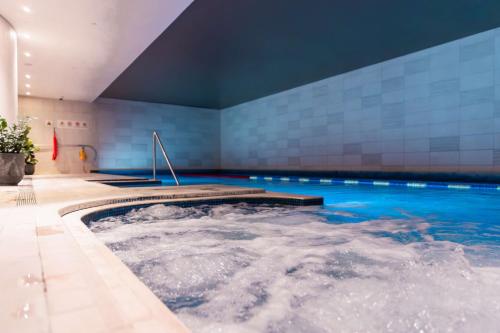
{"left": 79, "top": 196, "right": 323, "bottom": 225}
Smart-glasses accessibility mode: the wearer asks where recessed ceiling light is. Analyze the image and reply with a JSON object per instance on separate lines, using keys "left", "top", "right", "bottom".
{"left": 24, "top": 52, "right": 31, "bottom": 57}
{"left": 26, "top": 92, "right": 31, "bottom": 96}
{"left": 20, "top": 33, "right": 31, "bottom": 39}
{"left": 21, "top": 5, "right": 31, "bottom": 13}
{"left": 25, "top": 74, "right": 31, "bottom": 79}
{"left": 25, "top": 83, "right": 31, "bottom": 88}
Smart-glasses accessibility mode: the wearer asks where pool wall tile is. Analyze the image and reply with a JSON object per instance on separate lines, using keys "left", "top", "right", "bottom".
{"left": 460, "top": 134, "right": 494, "bottom": 150}
{"left": 460, "top": 150, "right": 493, "bottom": 166}
{"left": 221, "top": 28, "right": 500, "bottom": 174}
{"left": 430, "top": 151, "right": 460, "bottom": 166}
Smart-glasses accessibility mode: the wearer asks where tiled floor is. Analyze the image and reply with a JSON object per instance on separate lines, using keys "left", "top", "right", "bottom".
{"left": 0, "top": 174, "right": 321, "bottom": 333}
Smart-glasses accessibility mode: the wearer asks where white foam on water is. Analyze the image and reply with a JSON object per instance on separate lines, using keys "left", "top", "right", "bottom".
{"left": 90, "top": 203, "right": 500, "bottom": 333}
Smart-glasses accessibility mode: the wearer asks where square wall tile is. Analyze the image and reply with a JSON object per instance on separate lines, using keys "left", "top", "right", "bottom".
{"left": 460, "top": 150, "right": 493, "bottom": 166}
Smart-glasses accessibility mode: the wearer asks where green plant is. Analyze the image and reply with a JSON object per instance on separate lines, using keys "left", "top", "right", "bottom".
{"left": 0, "top": 117, "right": 38, "bottom": 163}
{"left": 24, "top": 138, "right": 39, "bottom": 165}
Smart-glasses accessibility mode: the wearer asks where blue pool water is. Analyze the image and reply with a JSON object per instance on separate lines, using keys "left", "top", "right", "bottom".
{"left": 92, "top": 174, "right": 500, "bottom": 332}
{"left": 157, "top": 175, "right": 500, "bottom": 251}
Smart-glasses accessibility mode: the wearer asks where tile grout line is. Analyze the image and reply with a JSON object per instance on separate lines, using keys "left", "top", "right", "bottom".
{"left": 35, "top": 207, "right": 53, "bottom": 333}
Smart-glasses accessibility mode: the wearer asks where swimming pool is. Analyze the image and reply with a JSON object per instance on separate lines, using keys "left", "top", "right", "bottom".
{"left": 136, "top": 174, "right": 500, "bottom": 250}
{"left": 90, "top": 174, "right": 500, "bottom": 332}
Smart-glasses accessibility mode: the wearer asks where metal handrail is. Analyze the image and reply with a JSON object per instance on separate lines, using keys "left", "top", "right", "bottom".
{"left": 152, "top": 131, "right": 180, "bottom": 186}
{"left": 60, "top": 144, "right": 98, "bottom": 161}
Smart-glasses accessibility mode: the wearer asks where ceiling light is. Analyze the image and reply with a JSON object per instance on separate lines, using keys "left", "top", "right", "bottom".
{"left": 26, "top": 92, "right": 31, "bottom": 96}
{"left": 25, "top": 74, "right": 31, "bottom": 79}
{"left": 20, "top": 33, "right": 31, "bottom": 39}
{"left": 24, "top": 52, "right": 31, "bottom": 57}
{"left": 21, "top": 5, "right": 31, "bottom": 13}
{"left": 25, "top": 83, "right": 31, "bottom": 88}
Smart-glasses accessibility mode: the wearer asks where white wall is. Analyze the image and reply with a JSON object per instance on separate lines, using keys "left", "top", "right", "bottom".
{"left": 0, "top": 16, "right": 18, "bottom": 123}
{"left": 19, "top": 97, "right": 220, "bottom": 174}
{"left": 221, "top": 28, "right": 500, "bottom": 174}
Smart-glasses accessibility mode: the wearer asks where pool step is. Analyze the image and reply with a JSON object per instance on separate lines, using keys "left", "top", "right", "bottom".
{"left": 98, "top": 179, "right": 163, "bottom": 187}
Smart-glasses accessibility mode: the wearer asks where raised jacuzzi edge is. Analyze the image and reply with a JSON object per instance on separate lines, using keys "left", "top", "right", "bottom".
{"left": 57, "top": 188, "right": 323, "bottom": 333}
{"left": 78, "top": 194, "right": 323, "bottom": 224}
{"left": 59, "top": 184, "right": 323, "bottom": 220}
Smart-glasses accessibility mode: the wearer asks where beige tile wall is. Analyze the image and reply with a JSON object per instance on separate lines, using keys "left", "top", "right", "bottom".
{"left": 19, "top": 97, "right": 98, "bottom": 174}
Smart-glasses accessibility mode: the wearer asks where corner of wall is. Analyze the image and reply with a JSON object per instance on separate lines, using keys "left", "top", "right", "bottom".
{"left": 0, "top": 15, "right": 18, "bottom": 123}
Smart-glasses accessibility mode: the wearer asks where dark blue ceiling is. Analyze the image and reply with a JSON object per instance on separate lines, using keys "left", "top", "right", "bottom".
{"left": 100, "top": 0, "right": 500, "bottom": 109}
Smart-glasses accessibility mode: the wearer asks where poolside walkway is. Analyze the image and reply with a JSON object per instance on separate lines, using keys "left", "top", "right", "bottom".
{"left": 0, "top": 174, "right": 321, "bottom": 333}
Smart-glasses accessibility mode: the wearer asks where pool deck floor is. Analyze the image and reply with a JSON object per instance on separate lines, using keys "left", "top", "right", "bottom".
{"left": 0, "top": 174, "right": 322, "bottom": 333}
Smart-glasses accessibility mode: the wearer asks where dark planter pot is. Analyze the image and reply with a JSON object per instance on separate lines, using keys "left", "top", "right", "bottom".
{"left": 0, "top": 153, "right": 25, "bottom": 185}
{"left": 25, "top": 163, "right": 35, "bottom": 176}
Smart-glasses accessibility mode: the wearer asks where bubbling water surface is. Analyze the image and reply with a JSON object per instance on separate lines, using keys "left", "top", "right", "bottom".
{"left": 90, "top": 203, "right": 500, "bottom": 333}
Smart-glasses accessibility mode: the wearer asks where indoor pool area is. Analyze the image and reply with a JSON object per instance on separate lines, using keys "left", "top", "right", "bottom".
{"left": 2, "top": 1, "right": 500, "bottom": 333}
{"left": 88, "top": 174, "right": 500, "bottom": 332}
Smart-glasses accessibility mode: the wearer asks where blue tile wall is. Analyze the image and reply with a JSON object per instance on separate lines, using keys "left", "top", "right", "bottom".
{"left": 221, "top": 28, "right": 500, "bottom": 173}
{"left": 96, "top": 98, "right": 220, "bottom": 169}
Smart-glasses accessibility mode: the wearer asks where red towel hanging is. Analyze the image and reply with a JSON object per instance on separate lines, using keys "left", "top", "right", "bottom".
{"left": 52, "top": 128, "right": 58, "bottom": 160}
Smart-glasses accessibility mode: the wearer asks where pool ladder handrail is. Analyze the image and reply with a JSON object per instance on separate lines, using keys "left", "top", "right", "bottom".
{"left": 152, "top": 131, "right": 180, "bottom": 186}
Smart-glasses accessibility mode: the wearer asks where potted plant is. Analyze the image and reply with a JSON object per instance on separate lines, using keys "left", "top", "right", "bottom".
{"left": 24, "top": 138, "right": 39, "bottom": 175}
{"left": 0, "top": 117, "right": 30, "bottom": 185}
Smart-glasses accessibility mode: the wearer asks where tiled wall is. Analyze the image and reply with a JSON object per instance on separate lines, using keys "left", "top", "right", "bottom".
{"left": 20, "top": 27, "right": 500, "bottom": 175}
{"left": 221, "top": 28, "right": 500, "bottom": 173}
{"left": 19, "top": 97, "right": 99, "bottom": 174}
{"left": 19, "top": 97, "right": 220, "bottom": 174}
{"left": 96, "top": 98, "right": 220, "bottom": 170}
